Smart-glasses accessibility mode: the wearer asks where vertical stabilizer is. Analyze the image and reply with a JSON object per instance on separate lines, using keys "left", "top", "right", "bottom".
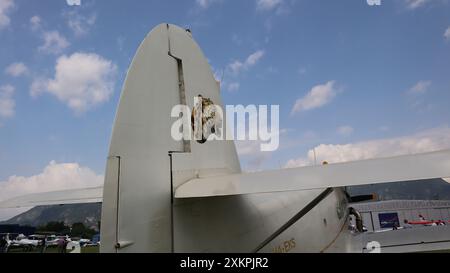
{"left": 101, "top": 24, "right": 240, "bottom": 253}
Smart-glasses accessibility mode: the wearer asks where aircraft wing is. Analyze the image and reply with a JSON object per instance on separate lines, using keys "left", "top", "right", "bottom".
{"left": 0, "top": 186, "right": 103, "bottom": 209}
{"left": 2, "top": 150, "right": 450, "bottom": 206}
{"left": 175, "top": 149, "right": 450, "bottom": 198}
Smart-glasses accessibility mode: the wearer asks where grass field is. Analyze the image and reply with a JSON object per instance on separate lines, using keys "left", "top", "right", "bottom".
{"left": 80, "top": 246, "right": 100, "bottom": 253}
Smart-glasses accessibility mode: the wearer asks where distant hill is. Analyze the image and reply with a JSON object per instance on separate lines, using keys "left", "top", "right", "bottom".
{"left": 348, "top": 178, "right": 450, "bottom": 201}
{"left": 2, "top": 179, "right": 450, "bottom": 229}
{"left": 1, "top": 203, "right": 101, "bottom": 230}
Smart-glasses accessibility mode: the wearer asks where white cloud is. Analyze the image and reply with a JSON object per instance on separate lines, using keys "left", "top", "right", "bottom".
{"left": 235, "top": 139, "right": 271, "bottom": 172}
{"left": 117, "top": 36, "right": 125, "bottom": 51}
{"left": 66, "top": 11, "right": 96, "bottom": 37}
{"left": 246, "top": 50, "right": 265, "bottom": 66}
{"left": 31, "top": 52, "right": 117, "bottom": 114}
{"left": 337, "top": 126, "right": 354, "bottom": 137}
{"left": 231, "top": 34, "right": 242, "bottom": 46}
{"left": 0, "top": 84, "right": 15, "bottom": 118}
{"left": 5, "top": 62, "right": 28, "bottom": 77}
{"left": 30, "top": 15, "right": 41, "bottom": 31}
{"left": 298, "top": 67, "right": 307, "bottom": 75}
{"left": 285, "top": 127, "right": 450, "bottom": 168}
{"left": 0, "top": 161, "right": 103, "bottom": 221}
{"left": 408, "top": 80, "right": 431, "bottom": 95}
{"left": 284, "top": 157, "right": 309, "bottom": 169}
{"left": 407, "top": 81, "right": 433, "bottom": 111}
{"left": 291, "top": 81, "right": 338, "bottom": 114}
{"left": 404, "top": 0, "right": 430, "bottom": 9}
{"left": 227, "top": 51, "right": 264, "bottom": 81}
{"left": 227, "top": 82, "right": 240, "bottom": 92}
{"left": 235, "top": 112, "right": 271, "bottom": 156}
{"left": 257, "top": 0, "right": 282, "bottom": 11}
{"left": 236, "top": 141, "right": 262, "bottom": 157}
{"left": 66, "top": 0, "right": 81, "bottom": 6}
{"left": 228, "top": 50, "right": 265, "bottom": 75}
{"left": 196, "top": 0, "right": 208, "bottom": 8}
{"left": 444, "top": 27, "right": 450, "bottom": 41}
{"left": 38, "top": 31, "right": 70, "bottom": 55}
{"left": 229, "top": 60, "right": 244, "bottom": 75}
{"left": 0, "top": 0, "right": 14, "bottom": 30}
{"left": 213, "top": 67, "right": 241, "bottom": 93}
{"left": 29, "top": 78, "right": 47, "bottom": 95}
{"left": 237, "top": 138, "right": 284, "bottom": 171}
{"left": 196, "top": 0, "right": 219, "bottom": 9}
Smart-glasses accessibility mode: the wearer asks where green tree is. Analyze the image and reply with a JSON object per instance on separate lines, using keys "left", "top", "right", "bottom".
{"left": 70, "top": 222, "right": 97, "bottom": 239}
{"left": 37, "top": 221, "right": 70, "bottom": 234}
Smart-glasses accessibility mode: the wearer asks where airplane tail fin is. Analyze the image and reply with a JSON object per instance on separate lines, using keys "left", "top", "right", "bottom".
{"left": 101, "top": 24, "right": 241, "bottom": 253}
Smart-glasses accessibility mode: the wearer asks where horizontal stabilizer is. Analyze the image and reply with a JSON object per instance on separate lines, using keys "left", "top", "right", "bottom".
{"left": 0, "top": 186, "right": 103, "bottom": 209}
{"left": 175, "top": 149, "right": 450, "bottom": 198}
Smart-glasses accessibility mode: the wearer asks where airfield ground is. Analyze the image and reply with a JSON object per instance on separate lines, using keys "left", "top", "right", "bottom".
{"left": 6, "top": 245, "right": 99, "bottom": 253}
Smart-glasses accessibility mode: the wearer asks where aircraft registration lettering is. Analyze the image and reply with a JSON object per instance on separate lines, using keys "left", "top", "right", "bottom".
{"left": 272, "top": 238, "right": 296, "bottom": 253}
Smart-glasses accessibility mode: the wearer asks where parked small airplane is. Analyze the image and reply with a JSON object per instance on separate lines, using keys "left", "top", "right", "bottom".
{"left": 1, "top": 24, "right": 450, "bottom": 253}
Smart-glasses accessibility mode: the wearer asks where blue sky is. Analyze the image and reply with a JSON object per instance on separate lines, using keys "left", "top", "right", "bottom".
{"left": 0, "top": 0, "right": 450, "bottom": 218}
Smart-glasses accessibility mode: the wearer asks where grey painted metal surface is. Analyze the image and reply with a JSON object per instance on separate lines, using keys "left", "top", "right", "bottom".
{"left": 101, "top": 24, "right": 182, "bottom": 253}
{"left": 100, "top": 24, "right": 244, "bottom": 253}
{"left": 100, "top": 23, "right": 355, "bottom": 253}
{"left": 176, "top": 150, "right": 450, "bottom": 198}
{"left": 0, "top": 187, "right": 102, "bottom": 208}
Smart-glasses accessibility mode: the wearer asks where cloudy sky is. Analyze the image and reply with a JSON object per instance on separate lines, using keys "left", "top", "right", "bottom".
{"left": 0, "top": 0, "right": 450, "bottom": 220}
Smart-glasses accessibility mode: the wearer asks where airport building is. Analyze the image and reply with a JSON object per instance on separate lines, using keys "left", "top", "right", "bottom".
{"left": 352, "top": 200, "right": 450, "bottom": 232}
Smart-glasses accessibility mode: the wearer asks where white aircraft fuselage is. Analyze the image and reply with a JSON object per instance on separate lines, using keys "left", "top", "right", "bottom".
{"left": 100, "top": 24, "right": 357, "bottom": 253}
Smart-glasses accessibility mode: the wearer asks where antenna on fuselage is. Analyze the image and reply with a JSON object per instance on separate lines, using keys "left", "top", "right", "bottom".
{"left": 313, "top": 148, "right": 317, "bottom": 166}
